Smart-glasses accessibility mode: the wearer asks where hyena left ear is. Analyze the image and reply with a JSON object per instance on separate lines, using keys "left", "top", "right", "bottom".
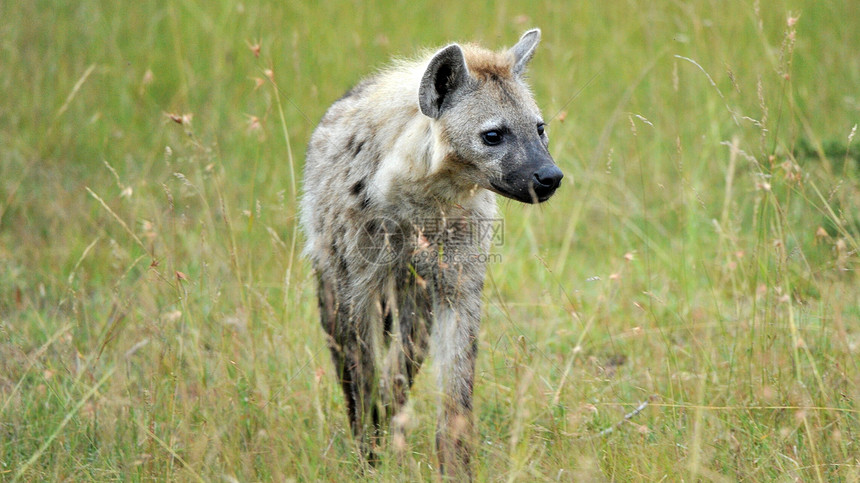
{"left": 419, "top": 44, "right": 470, "bottom": 119}
{"left": 510, "top": 28, "right": 541, "bottom": 76}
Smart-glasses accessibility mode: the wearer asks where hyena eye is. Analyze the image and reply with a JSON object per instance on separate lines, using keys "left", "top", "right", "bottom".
{"left": 481, "top": 130, "right": 503, "bottom": 146}
{"left": 537, "top": 123, "right": 546, "bottom": 136}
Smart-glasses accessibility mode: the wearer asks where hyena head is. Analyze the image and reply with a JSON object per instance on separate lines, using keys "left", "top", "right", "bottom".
{"left": 419, "top": 29, "right": 563, "bottom": 204}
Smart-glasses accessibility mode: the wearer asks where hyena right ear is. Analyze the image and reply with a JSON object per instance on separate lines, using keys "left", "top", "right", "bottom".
{"left": 419, "top": 44, "right": 470, "bottom": 119}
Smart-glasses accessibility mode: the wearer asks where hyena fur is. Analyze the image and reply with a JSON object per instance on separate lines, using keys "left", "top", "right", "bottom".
{"left": 300, "top": 29, "right": 562, "bottom": 477}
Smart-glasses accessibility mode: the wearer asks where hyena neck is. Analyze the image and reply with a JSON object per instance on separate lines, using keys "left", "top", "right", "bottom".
{"left": 374, "top": 135, "right": 497, "bottom": 221}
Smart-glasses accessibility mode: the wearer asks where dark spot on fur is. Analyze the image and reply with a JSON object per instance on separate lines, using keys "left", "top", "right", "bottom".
{"left": 462, "top": 386, "right": 473, "bottom": 411}
{"left": 364, "top": 219, "right": 378, "bottom": 235}
{"left": 337, "top": 254, "right": 349, "bottom": 277}
{"left": 351, "top": 178, "right": 366, "bottom": 196}
{"left": 345, "top": 136, "right": 366, "bottom": 158}
{"left": 360, "top": 196, "right": 370, "bottom": 210}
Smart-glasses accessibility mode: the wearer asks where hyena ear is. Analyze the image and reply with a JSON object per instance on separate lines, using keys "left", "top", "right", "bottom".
{"left": 419, "top": 44, "right": 470, "bottom": 119}
{"left": 510, "top": 28, "right": 541, "bottom": 76}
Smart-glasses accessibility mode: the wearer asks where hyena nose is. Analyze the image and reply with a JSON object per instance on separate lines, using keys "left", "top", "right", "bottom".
{"left": 533, "top": 165, "right": 564, "bottom": 196}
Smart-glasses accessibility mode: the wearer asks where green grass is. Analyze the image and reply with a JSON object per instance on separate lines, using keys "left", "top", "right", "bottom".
{"left": 1, "top": 0, "right": 859, "bottom": 481}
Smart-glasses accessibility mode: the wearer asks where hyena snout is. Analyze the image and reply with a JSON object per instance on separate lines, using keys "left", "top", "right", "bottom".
{"left": 492, "top": 141, "right": 564, "bottom": 204}
{"left": 493, "top": 160, "right": 563, "bottom": 204}
{"left": 533, "top": 164, "right": 564, "bottom": 199}
{"left": 494, "top": 161, "right": 563, "bottom": 204}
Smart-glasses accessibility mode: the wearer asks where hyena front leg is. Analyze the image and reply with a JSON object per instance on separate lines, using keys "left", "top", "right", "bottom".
{"left": 318, "top": 275, "right": 381, "bottom": 463}
{"left": 432, "top": 295, "right": 481, "bottom": 480}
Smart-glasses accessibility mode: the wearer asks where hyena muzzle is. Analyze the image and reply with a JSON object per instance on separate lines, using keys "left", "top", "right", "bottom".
{"left": 300, "top": 28, "right": 562, "bottom": 478}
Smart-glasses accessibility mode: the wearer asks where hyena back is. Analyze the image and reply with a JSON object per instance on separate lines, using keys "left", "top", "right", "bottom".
{"left": 300, "top": 29, "right": 562, "bottom": 478}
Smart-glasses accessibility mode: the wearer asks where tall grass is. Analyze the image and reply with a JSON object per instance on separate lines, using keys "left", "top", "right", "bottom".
{"left": 1, "top": 0, "right": 858, "bottom": 481}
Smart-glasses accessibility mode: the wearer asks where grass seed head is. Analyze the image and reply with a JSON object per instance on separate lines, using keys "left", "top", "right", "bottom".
{"left": 246, "top": 39, "right": 261, "bottom": 58}
{"left": 165, "top": 112, "right": 193, "bottom": 125}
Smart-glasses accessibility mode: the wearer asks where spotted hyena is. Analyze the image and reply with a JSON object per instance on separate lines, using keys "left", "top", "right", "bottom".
{"left": 300, "top": 29, "right": 562, "bottom": 477}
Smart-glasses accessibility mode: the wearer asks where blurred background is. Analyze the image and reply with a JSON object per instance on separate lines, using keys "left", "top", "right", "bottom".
{"left": 1, "top": 1, "right": 858, "bottom": 480}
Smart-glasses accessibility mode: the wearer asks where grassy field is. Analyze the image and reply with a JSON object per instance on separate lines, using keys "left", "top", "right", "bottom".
{"left": 2, "top": 0, "right": 859, "bottom": 481}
